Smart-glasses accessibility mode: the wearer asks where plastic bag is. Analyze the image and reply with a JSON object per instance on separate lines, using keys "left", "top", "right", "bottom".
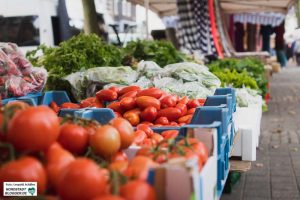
{"left": 0, "top": 43, "right": 48, "bottom": 98}
{"left": 65, "top": 66, "right": 138, "bottom": 101}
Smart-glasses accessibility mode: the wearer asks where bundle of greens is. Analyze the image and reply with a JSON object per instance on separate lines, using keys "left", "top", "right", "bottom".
{"left": 208, "top": 58, "right": 267, "bottom": 96}
{"left": 122, "top": 40, "right": 185, "bottom": 67}
{"left": 212, "top": 69, "right": 258, "bottom": 90}
{"left": 26, "top": 33, "right": 123, "bottom": 90}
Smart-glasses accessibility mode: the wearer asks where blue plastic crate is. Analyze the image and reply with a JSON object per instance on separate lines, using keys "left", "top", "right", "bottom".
{"left": 204, "top": 95, "right": 233, "bottom": 123}
{"left": 59, "top": 108, "right": 115, "bottom": 124}
{"left": 2, "top": 92, "right": 43, "bottom": 106}
{"left": 213, "top": 87, "right": 236, "bottom": 112}
{"left": 41, "top": 91, "right": 71, "bottom": 106}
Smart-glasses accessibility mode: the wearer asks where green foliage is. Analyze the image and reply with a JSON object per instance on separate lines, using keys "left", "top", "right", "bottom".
{"left": 26, "top": 33, "right": 123, "bottom": 77}
{"left": 123, "top": 40, "right": 185, "bottom": 67}
{"left": 208, "top": 58, "right": 267, "bottom": 95}
{"left": 212, "top": 69, "right": 258, "bottom": 90}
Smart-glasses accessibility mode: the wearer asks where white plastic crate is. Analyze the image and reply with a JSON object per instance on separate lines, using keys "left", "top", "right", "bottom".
{"left": 232, "top": 103, "right": 262, "bottom": 161}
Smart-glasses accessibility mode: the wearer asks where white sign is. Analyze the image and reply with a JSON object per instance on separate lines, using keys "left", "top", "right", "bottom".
{"left": 3, "top": 182, "right": 37, "bottom": 196}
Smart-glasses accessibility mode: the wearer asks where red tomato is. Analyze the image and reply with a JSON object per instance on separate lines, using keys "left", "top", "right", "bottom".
{"left": 178, "top": 96, "right": 189, "bottom": 105}
{"left": 136, "top": 147, "right": 153, "bottom": 157}
{"left": 50, "top": 101, "right": 60, "bottom": 113}
{"left": 169, "top": 122, "right": 179, "bottom": 126}
{"left": 151, "top": 133, "right": 164, "bottom": 143}
{"left": 141, "top": 138, "right": 157, "bottom": 147}
{"left": 141, "top": 106, "right": 157, "bottom": 122}
{"left": 108, "top": 161, "right": 129, "bottom": 173}
{"left": 157, "top": 107, "right": 182, "bottom": 121}
{"left": 126, "top": 108, "right": 141, "bottom": 115}
{"left": 119, "top": 90, "right": 138, "bottom": 100}
{"left": 120, "top": 180, "right": 156, "bottom": 200}
{"left": 161, "top": 130, "right": 179, "bottom": 139}
{"left": 58, "top": 158, "right": 106, "bottom": 200}
{"left": 110, "top": 118, "right": 135, "bottom": 149}
{"left": 178, "top": 114, "right": 193, "bottom": 124}
{"left": 187, "top": 108, "right": 196, "bottom": 115}
{"left": 92, "top": 100, "right": 104, "bottom": 108}
{"left": 136, "top": 96, "right": 161, "bottom": 110}
{"left": 187, "top": 99, "right": 200, "bottom": 109}
{"left": 7, "top": 106, "right": 60, "bottom": 152}
{"left": 137, "top": 88, "right": 163, "bottom": 99}
{"left": 198, "top": 98, "right": 206, "bottom": 104}
{"left": 111, "top": 151, "right": 128, "bottom": 162}
{"left": 137, "top": 124, "right": 154, "bottom": 137}
{"left": 160, "top": 95, "right": 177, "bottom": 108}
{"left": 176, "top": 103, "right": 187, "bottom": 116}
{"left": 125, "top": 156, "right": 157, "bottom": 181}
{"left": 120, "top": 97, "right": 136, "bottom": 111}
{"left": 178, "top": 138, "right": 209, "bottom": 165}
{"left": 96, "top": 89, "right": 118, "bottom": 102}
{"left": 45, "top": 143, "right": 75, "bottom": 190}
{"left": 85, "top": 124, "right": 98, "bottom": 136}
{"left": 58, "top": 123, "right": 89, "bottom": 155}
{"left": 118, "top": 86, "right": 141, "bottom": 96}
{"left": 154, "top": 117, "right": 169, "bottom": 125}
{"left": 140, "top": 121, "right": 154, "bottom": 126}
{"left": 90, "top": 125, "right": 121, "bottom": 158}
{"left": 123, "top": 111, "right": 140, "bottom": 126}
{"left": 114, "top": 112, "right": 122, "bottom": 118}
{"left": 133, "top": 130, "right": 147, "bottom": 145}
{"left": 80, "top": 97, "right": 97, "bottom": 108}
{"left": 108, "top": 102, "right": 124, "bottom": 113}
{"left": 61, "top": 102, "right": 80, "bottom": 109}
{"left": 92, "top": 195, "right": 125, "bottom": 200}
{"left": 108, "top": 86, "right": 120, "bottom": 93}
{"left": 0, "top": 157, "right": 47, "bottom": 195}
{"left": 192, "top": 141, "right": 209, "bottom": 164}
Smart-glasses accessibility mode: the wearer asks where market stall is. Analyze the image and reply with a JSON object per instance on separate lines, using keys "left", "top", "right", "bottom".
{"left": 0, "top": 0, "right": 292, "bottom": 199}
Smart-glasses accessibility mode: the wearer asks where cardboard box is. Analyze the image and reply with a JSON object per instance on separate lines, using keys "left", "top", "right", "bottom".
{"left": 147, "top": 127, "right": 218, "bottom": 200}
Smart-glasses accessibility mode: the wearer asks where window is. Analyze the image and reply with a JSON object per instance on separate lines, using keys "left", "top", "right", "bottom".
{"left": 122, "top": 0, "right": 126, "bottom": 17}
{"left": 114, "top": 0, "right": 119, "bottom": 15}
{"left": 0, "top": 16, "right": 40, "bottom": 46}
{"left": 126, "top": 2, "right": 131, "bottom": 17}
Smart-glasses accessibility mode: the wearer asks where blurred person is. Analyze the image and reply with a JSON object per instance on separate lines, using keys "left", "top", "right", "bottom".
{"left": 294, "top": 40, "right": 300, "bottom": 66}
{"left": 274, "top": 22, "right": 287, "bottom": 68}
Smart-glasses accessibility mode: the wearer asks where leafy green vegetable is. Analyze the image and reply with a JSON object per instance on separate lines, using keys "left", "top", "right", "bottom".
{"left": 26, "top": 33, "right": 123, "bottom": 90}
{"left": 122, "top": 40, "right": 185, "bottom": 67}
{"left": 208, "top": 58, "right": 267, "bottom": 96}
{"left": 212, "top": 69, "right": 258, "bottom": 90}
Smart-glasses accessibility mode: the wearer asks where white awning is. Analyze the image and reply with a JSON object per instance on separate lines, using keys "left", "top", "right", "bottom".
{"left": 127, "top": 0, "right": 177, "bottom": 17}
{"left": 220, "top": 0, "right": 295, "bottom": 14}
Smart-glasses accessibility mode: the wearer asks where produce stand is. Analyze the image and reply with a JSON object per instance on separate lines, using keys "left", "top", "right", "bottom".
{"left": 0, "top": 31, "right": 269, "bottom": 199}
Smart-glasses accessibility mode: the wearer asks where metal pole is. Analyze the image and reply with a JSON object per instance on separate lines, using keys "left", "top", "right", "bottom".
{"left": 145, "top": 0, "right": 149, "bottom": 39}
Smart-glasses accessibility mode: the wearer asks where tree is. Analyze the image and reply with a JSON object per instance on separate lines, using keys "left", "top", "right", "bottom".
{"left": 296, "top": 0, "right": 300, "bottom": 28}
{"left": 82, "top": 0, "right": 100, "bottom": 35}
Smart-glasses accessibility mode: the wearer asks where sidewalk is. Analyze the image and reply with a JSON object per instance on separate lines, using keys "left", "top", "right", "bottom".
{"left": 221, "top": 66, "right": 300, "bottom": 200}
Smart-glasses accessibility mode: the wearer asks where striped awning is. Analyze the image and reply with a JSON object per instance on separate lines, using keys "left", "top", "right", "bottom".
{"left": 233, "top": 12, "right": 285, "bottom": 26}
{"left": 220, "top": 0, "right": 295, "bottom": 14}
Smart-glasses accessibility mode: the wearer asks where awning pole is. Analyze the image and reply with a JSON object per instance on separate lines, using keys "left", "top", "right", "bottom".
{"left": 145, "top": 0, "right": 149, "bottom": 39}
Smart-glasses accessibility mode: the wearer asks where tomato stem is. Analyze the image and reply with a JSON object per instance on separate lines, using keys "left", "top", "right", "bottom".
{"left": 111, "top": 170, "right": 120, "bottom": 195}
{"left": 0, "top": 142, "right": 16, "bottom": 161}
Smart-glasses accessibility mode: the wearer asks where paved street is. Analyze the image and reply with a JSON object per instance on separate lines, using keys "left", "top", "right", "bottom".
{"left": 221, "top": 66, "right": 300, "bottom": 200}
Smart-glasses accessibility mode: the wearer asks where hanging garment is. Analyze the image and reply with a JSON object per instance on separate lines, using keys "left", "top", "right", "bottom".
{"left": 234, "top": 22, "right": 244, "bottom": 52}
{"left": 247, "top": 23, "right": 257, "bottom": 51}
{"left": 260, "top": 25, "right": 273, "bottom": 52}
{"left": 177, "top": 0, "right": 216, "bottom": 55}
